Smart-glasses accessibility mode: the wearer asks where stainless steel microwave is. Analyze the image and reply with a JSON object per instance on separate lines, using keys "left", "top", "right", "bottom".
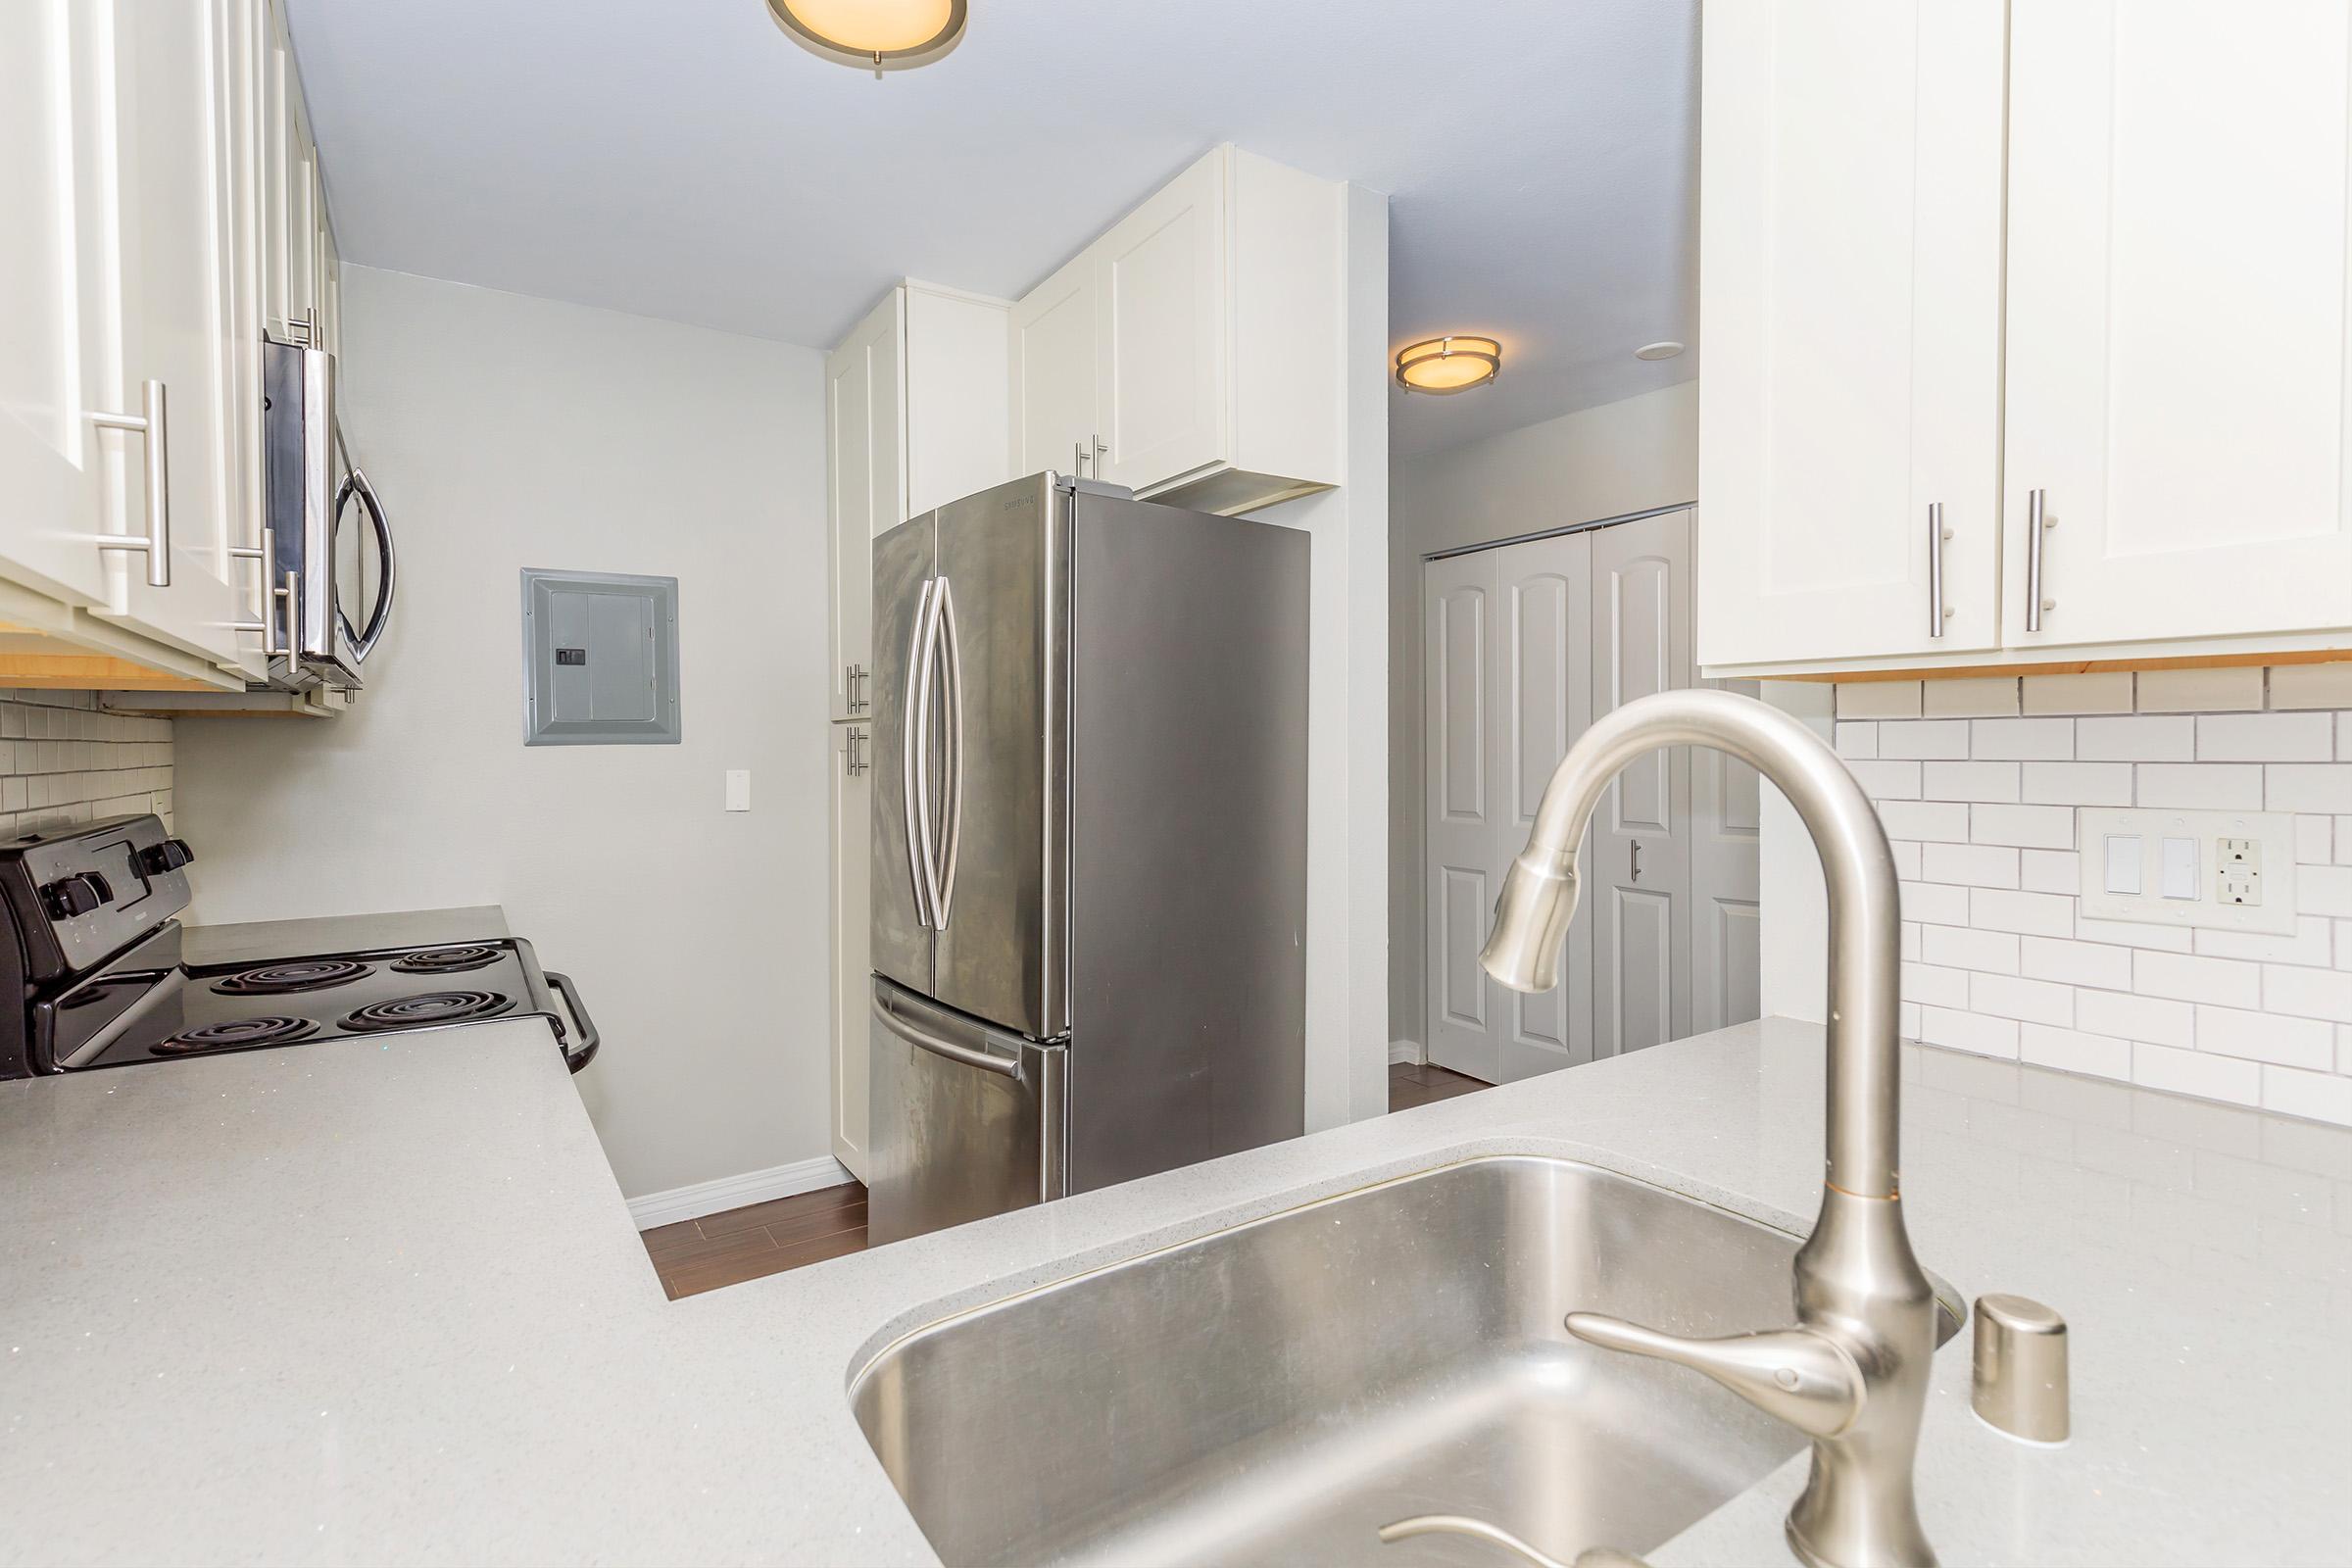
{"left": 262, "top": 334, "right": 395, "bottom": 690}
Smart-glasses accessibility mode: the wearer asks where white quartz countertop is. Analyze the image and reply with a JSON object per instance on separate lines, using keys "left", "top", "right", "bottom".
{"left": 2, "top": 1017, "right": 2345, "bottom": 1567}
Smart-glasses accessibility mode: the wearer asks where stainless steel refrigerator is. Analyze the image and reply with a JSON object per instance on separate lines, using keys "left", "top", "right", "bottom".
{"left": 867, "top": 472, "right": 1308, "bottom": 1245}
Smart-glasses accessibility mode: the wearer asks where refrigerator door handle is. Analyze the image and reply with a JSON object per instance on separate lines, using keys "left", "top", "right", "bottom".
{"left": 871, "top": 991, "right": 1018, "bottom": 1078}
{"left": 933, "top": 575, "right": 964, "bottom": 928}
{"left": 905, "top": 578, "right": 943, "bottom": 927}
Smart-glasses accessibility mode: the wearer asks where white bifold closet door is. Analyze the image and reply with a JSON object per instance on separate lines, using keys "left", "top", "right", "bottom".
{"left": 1424, "top": 509, "right": 1755, "bottom": 1085}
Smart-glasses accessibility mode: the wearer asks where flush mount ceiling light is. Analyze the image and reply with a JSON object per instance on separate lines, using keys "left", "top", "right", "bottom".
{"left": 1635, "top": 340, "right": 1686, "bottom": 361}
{"left": 1394, "top": 335, "right": 1501, "bottom": 395}
{"left": 766, "top": 0, "right": 966, "bottom": 75}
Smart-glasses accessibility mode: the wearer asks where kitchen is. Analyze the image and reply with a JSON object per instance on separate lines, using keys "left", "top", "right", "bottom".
{"left": 1, "top": 2, "right": 2346, "bottom": 1565}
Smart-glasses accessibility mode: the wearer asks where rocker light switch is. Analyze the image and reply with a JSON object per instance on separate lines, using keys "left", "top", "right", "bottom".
{"left": 2103, "top": 835, "right": 2143, "bottom": 896}
{"left": 2160, "top": 837, "right": 2199, "bottom": 901}
{"left": 2078, "top": 808, "right": 2295, "bottom": 936}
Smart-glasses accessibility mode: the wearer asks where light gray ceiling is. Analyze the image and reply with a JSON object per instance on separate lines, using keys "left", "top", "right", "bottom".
{"left": 285, "top": 0, "right": 1697, "bottom": 457}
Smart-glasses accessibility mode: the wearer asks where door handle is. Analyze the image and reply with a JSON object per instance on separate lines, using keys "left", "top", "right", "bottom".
{"left": 2025, "top": 488, "right": 2053, "bottom": 633}
{"left": 904, "top": 580, "right": 942, "bottom": 927}
{"left": 1631, "top": 840, "right": 1643, "bottom": 884}
{"left": 844, "top": 727, "right": 867, "bottom": 777}
{"left": 1093, "top": 435, "right": 1108, "bottom": 473}
{"left": 1073, "top": 439, "right": 1089, "bottom": 478}
{"left": 1927, "top": 503, "right": 1951, "bottom": 639}
{"left": 846, "top": 662, "right": 869, "bottom": 713}
{"left": 932, "top": 576, "right": 964, "bottom": 928}
{"left": 87, "top": 380, "right": 172, "bottom": 588}
{"left": 336, "top": 464, "right": 396, "bottom": 663}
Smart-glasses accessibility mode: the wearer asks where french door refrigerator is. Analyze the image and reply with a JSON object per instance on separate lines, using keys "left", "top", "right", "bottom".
{"left": 867, "top": 471, "right": 1308, "bottom": 1245}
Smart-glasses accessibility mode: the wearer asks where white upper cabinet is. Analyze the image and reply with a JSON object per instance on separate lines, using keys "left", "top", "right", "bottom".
{"left": 1701, "top": 0, "right": 2352, "bottom": 676}
{"left": 0, "top": 0, "right": 124, "bottom": 612}
{"left": 1095, "top": 151, "right": 1225, "bottom": 491}
{"left": 1696, "top": 0, "right": 2007, "bottom": 669}
{"left": 1007, "top": 145, "right": 1343, "bottom": 515}
{"left": 2002, "top": 0, "right": 2352, "bottom": 650}
{"left": 1009, "top": 250, "right": 1099, "bottom": 484}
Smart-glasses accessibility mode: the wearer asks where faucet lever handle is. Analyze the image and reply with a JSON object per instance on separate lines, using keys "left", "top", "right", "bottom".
{"left": 1564, "top": 1313, "right": 1864, "bottom": 1441}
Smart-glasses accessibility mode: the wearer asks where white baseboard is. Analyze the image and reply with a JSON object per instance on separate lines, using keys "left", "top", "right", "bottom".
{"left": 625, "top": 1153, "right": 856, "bottom": 1231}
{"left": 1389, "top": 1037, "right": 1426, "bottom": 1066}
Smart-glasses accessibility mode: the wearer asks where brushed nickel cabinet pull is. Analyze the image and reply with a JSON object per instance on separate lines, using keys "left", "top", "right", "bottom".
{"left": 87, "top": 380, "right": 172, "bottom": 588}
{"left": 2025, "top": 489, "right": 2053, "bottom": 632}
{"left": 1927, "top": 503, "right": 1952, "bottom": 638}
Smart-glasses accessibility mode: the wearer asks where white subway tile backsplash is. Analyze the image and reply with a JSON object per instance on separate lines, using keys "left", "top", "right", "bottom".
{"left": 1923, "top": 760, "right": 2019, "bottom": 803}
{"left": 2078, "top": 714, "right": 2196, "bottom": 761}
{"left": 1841, "top": 665, "right": 2352, "bottom": 1122}
{"left": 2023, "top": 671, "right": 2135, "bottom": 715}
{"left": 2263, "top": 964, "right": 2352, "bottom": 1024}
{"left": 1971, "top": 886, "right": 2077, "bottom": 938}
{"left": 2021, "top": 760, "right": 2133, "bottom": 806}
{"left": 2133, "top": 950, "right": 2263, "bottom": 1009}
{"left": 2194, "top": 1004, "right": 2336, "bottom": 1070}
{"left": 2267, "top": 662, "right": 2352, "bottom": 710}
{"left": 2020, "top": 1022, "right": 2134, "bottom": 1079}
{"left": 1970, "top": 803, "right": 2077, "bottom": 850}
{"left": 2265, "top": 763, "right": 2352, "bottom": 814}
{"left": 1922, "top": 924, "right": 2020, "bottom": 974}
{"left": 1878, "top": 719, "right": 1972, "bottom": 760}
{"left": 1971, "top": 971, "right": 2076, "bottom": 1026}
{"left": 1970, "top": 717, "right": 2075, "bottom": 760}
{"left": 2196, "top": 711, "right": 2336, "bottom": 761}
{"left": 1920, "top": 842, "right": 2020, "bottom": 889}
{"left": 2020, "top": 848, "right": 2080, "bottom": 894}
{"left": 2138, "top": 762, "right": 2265, "bottom": 809}
{"left": 2079, "top": 988, "right": 2197, "bottom": 1048}
{"left": 2132, "top": 1041, "right": 2262, "bottom": 1105}
{"left": 1878, "top": 800, "right": 1971, "bottom": 843}
{"left": 2137, "top": 666, "right": 2265, "bottom": 713}
{"left": 1834, "top": 721, "right": 1878, "bottom": 760}
{"left": 1836, "top": 681, "right": 1923, "bottom": 719}
{"left": 2020, "top": 934, "right": 2134, "bottom": 990}
{"left": 0, "top": 691, "right": 172, "bottom": 843}
{"left": 1922, "top": 677, "right": 2021, "bottom": 718}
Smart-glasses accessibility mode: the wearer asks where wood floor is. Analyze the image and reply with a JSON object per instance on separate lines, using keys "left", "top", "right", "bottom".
{"left": 641, "top": 1180, "right": 869, "bottom": 1298}
{"left": 641, "top": 1060, "right": 1492, "bottom": 1299}
{"left": 1388, "top": 1057, "right": 1491, "bottom": 1111}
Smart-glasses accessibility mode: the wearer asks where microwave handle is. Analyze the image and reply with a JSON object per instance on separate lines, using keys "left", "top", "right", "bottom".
{"left": 335, "top": 465, "right": 397, "bottom": 663}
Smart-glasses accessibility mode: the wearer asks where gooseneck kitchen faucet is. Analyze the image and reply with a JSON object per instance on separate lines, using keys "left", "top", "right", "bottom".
{"left": 1480, "top": 689, "right": 1937, "bottom": 1568}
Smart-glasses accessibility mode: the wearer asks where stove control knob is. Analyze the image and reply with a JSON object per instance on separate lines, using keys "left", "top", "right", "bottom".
{"left": 41, "top": 873, "right": 113, "bottom": 920}
{"left": 138, "top": 839, "right": 194, "bottom": 875}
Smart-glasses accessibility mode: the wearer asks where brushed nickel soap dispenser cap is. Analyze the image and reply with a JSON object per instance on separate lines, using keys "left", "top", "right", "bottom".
{"left": 1972, "top": 1293, "right": 2070, "bottom": 1445}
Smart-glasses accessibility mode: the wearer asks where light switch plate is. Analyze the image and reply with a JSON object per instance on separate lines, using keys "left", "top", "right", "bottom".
{"left": 2078, "top": 808, "right": 2295, "bottom": 935}
{"left": 724, "top": 769, "right": 752, "bottom": 811}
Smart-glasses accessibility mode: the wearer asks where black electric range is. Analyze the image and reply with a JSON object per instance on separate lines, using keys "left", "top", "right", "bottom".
{"left": 0, "top": 814, "right": 596, "bottom": 1078}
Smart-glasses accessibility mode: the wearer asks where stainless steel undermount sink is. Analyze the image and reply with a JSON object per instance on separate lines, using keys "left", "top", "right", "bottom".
{"left": 851, "top": 1155, "right": 1964, "bottom": 1568}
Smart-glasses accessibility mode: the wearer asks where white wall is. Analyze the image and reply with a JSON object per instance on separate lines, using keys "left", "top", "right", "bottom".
{"left": 1262, "top": 182, "right": 1392, "bottom": 1131}
{"left": 1387, "top": 381, "right": 1697, "bottom": 1047}
{"left": 175, "top": 267, "right": 831, "bottom": 1198}
{"left": 1765, "top": 668, "right": 2352, "bottom": 1127}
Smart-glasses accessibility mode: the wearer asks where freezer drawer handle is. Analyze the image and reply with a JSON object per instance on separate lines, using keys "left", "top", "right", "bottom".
{"left": 872, "top": 993, "right": 1018, "bottom": 1078}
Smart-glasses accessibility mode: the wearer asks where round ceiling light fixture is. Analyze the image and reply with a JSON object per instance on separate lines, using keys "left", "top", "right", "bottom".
{"left": 766, "top": 0, "right": 966, "bottom": 75}
{"left": 1394, "top": 334, "right": 1501, "bottom": 395}
{"left": 1635, "top": 340, "right": 1686, "bottom": 361}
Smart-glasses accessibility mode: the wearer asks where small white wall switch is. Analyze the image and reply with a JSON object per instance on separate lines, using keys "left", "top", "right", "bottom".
{"left": 2079, "top": 808, "right": 2294, "bottom": 935}
{"left": 2103, "top": 835, "right": 2143, "bottom": 895}
{"left": 2160, "top": 837, "right": 2199, "bottom": 901}
{"left": 724, "top": 769, "right": 752, "bottom": 811}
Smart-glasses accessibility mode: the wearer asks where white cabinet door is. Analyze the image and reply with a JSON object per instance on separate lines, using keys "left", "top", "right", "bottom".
{"left": 1696, "top": 0, "right": 2007, "bottom": 667}
{"left": 0, "top": 0, "right": 125, "bottom": 611}
{"left": 1094, "top": 149, "right": 1226, "bottom": 491}
{"left": 831, "top": 721, "right": 872, "bottom": 1181}
{"left": 103, "top": 0, "right": 244, "bottom": 667}
{"left": 1591, "top": 513, "right": 1693, "bottom": 1059}
{"left": 826, "top": 293, "right": 904, "bottom": 721}
{"left": 1423, "top": 552, "right": 1504, "bottom": 1082}
{"left": 2003, "top": 0, "right": 2352, "bottom": 649}
{"left": 1491, "top": 531, "right": 1594, "bottom": 1081}
{"left": 1008, "top": 252, "right": 1097, "bottom": 479}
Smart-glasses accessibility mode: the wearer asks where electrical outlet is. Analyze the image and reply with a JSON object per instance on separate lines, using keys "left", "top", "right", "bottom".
{"left": 2079, "top": 808, "right": 2295, "bottom": 935}
{"left": 2217, "top": 838, "right": 2263, "bottom": 907}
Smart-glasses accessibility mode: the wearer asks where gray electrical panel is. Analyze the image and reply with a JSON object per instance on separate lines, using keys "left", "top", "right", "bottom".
{"left": 520, "top": 568, "right": 680, "bottom": 746}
